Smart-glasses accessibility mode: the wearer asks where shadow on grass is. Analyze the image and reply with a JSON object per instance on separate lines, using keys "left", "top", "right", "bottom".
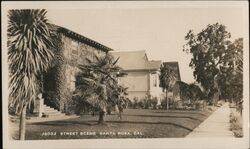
{"left": 31, "top": 120, "right": 193, "bottom": 132}
{"left": 109, "top": 120, "right": 193, "bottom": 131}
{"left": 153, "top": 111, "right": 208, "bottom": 116}
{"left": 33, "top": 121, "right": 98, "bottom": 126}
{"left": 123, "top": 114, "right": 203, "bottom": 122}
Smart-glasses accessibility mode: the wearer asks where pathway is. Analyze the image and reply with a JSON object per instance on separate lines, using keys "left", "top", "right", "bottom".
{"left": 186, "top": 102, "right": 234, "bottom": 137}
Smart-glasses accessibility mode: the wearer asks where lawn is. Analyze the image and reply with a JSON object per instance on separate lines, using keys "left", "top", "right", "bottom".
{"left": 11, "top": 108, "right": 216, "bottom": 140}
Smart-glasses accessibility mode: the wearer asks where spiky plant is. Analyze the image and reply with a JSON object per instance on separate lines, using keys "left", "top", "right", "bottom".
{"left": 75, "top": 53, "right": 126, "bottom": 124}
{"left": 159, "top": 65, "right": 177, "bottom": 110}
{"left": 7, "top": 9, "right": 59, "bottom": 140}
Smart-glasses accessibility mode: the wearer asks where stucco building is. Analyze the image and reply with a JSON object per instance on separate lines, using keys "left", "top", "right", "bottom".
{"left": 37, "top": 25, "right": 113, "bottom": 115}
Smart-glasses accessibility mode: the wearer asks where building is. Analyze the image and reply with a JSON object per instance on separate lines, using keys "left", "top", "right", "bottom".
{"left": 35, "top": 25, "right": 113, "bottom": 115}
{"left": 110, "top": 50, "right": 164, "bottom": 101}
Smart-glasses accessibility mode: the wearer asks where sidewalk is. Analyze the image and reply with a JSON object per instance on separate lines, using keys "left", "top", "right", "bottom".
{"left": 186, "top": 102, "right": 234, "bottom": 138}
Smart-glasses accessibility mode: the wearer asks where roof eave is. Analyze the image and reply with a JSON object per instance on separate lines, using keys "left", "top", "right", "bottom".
{"left": 56, "top": 26, "right": 113, "bottom": 52}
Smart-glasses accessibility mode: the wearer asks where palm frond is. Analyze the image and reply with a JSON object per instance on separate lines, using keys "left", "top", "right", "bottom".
{"left": 8, "top": 9, "right": 59, "bottom": 113}
{"left": 75, "top": 53, "right": 125, "bottom": 110}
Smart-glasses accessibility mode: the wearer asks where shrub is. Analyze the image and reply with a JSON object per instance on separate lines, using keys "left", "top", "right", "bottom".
{"left": 151, "top": 97, "right": 158, "bottom": 109}
{"left": 68, "top": 94, "right": 95, "bottom": 115}
{"left": 124, "top": 98, "right": 132, "bottom": 108}
{"left": 140, "top": 96, "right": 159, "bottom": 109}
{"left": 229, "top": 110, "right": 243, "bottom": 137}
{"left": 43, "top": 91, "right": 60, "bottom": 111}
{"left": 138, "top": 99, "right": 146, "bottom": 109}
{"left": 161, "top": 100, "right": 167, "bottom": 109}
{"left": 132, "top": 97, "right": 139, "bottom": 109}
{"left": 194, "top": 100, "right": 207, "bottom": 110}
{"left": 128, "top": 96, "right": 159, "bottom": 109}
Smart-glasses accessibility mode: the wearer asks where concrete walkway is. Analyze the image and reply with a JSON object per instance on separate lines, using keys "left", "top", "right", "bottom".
{"left": 186, "top": 102, "right": 234, "bottom": 138}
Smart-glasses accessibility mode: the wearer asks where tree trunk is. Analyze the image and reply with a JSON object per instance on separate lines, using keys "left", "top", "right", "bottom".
{"left": 19, "top": 103, "right": 27, "bottom": 140}
{"left": 98, "top": 111, "right": 105, "bottom": 124}
{"left": 166, "top": 90, "right": 169, "bottom": 110}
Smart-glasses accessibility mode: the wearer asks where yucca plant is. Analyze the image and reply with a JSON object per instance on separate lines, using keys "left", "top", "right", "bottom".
{"left": 7, "top": 9, "right": 59, "bottom": 140}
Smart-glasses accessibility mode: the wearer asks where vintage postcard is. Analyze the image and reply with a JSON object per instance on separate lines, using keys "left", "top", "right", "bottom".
{"left": 1, "top": 1, "right": 249, "bottom": 149}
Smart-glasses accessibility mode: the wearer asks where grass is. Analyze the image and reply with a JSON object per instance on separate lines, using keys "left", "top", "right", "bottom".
{"left": 10, "top": 108, "right": 215, "bottom": 140}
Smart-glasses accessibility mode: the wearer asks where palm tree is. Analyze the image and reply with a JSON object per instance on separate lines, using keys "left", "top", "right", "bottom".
{"left": 159, "top": 65, "right": 177, "bottom": 110}
{"left": 8, "top": 9, "right": 59, "bottom": 140}
{"left": 75, "top": 54, "right": 126, "bottom": 124}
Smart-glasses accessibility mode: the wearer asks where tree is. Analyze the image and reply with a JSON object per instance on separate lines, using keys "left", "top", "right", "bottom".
{"left": 8, "top": 9, "right": 59, "bottom": 140}
{"left": 184, "top": 23, "right": 244, "bottom": 107}
{"left": 188, "top": 83, "right": 204, "bottom": 102}
{"left": 183, "top": 23, "right": 232, "bottom": 104}
{"left": 159, "top": 65, "right": 177, "bottom": 110}
{"left": 74, "top": 54, "right": 126, "bottom": 124}
{"left": 218, "top": 38, "right": 243, "bottom": 112}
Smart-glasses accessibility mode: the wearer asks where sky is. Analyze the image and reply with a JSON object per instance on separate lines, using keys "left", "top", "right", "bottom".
{"left": 47, "top": 4, "right": 244, "bottom": 83}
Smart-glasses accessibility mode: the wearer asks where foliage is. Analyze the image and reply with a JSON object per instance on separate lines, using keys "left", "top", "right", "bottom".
{"left": 175, "top": 81, "right": 191, "bottom": 101}
{"left": 188, "top": 83, "right": 204, "bottom": 101}
{"left": 183, "top": 23, "right": 231, "bottom": 90}
{"left": 160, "top": 99, "right": 168, "bottom": 109}
{"left": 8, "top": 9, "right": 59, "bottom": 114}
{"left": 74, "top": 53, "right": 127, "bottom": 115}
{"left": 172, "top": 81, "right": 206, "bottom": 110}
{"left": 128, "top": 95, "right": 158, "bottom": 109}
{"left": 70, "top": 94, "right": 93, "bottom": 115}
{"left": 218, "top": 38, "right": 243, "bottom": 102}
{"left": 159, "top": 64, "right": 178, "bottom": 110}
{"left": 53, "top": 44, "right": 68, "bottom": 112}
{"left": 159, "top": 65, "right": 177, "bottom": 92}
{"left": 229, "top": 110, "right": 243, "bottom": 137}
{"left": 130, "top": 97, "right": 139, "bottom": 109}
{"left": 183, "top": 23, "right": 243, "bottom": 104}
{"left": 151, "top": 97, "right": 158, "bottom": 109}
{"left": 43, "top": 91, "right": 60, "bottom": 111}
{"left": 194, "top": 100, "right": 207, "bottom": 110}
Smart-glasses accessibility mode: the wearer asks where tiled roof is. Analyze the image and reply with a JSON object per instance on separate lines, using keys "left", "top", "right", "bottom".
{"left": 52, "top": 24, "right": 113, "bottom": 52}
{"left": 162, "top": 62, "right": 181, "bottom": 81}
{"left": 110, "top": 50, "right": 161, "bottom": 71}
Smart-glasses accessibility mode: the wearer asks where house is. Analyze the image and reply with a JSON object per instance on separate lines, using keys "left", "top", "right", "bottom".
{"left": 110, "top": 50, "right": 164, "bottom": 102}
{"left": 35, "top": 25, "right": 113, "bottom": 116}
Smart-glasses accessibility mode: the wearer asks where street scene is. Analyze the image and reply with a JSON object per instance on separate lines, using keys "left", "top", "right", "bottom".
{"left": 5, "top": 5, "right": 244, "bottom": 141}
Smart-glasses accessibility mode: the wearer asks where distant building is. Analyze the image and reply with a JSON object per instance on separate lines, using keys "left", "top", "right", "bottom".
{"left": 110, "top": 50, "right": 164, "bottom": 101}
